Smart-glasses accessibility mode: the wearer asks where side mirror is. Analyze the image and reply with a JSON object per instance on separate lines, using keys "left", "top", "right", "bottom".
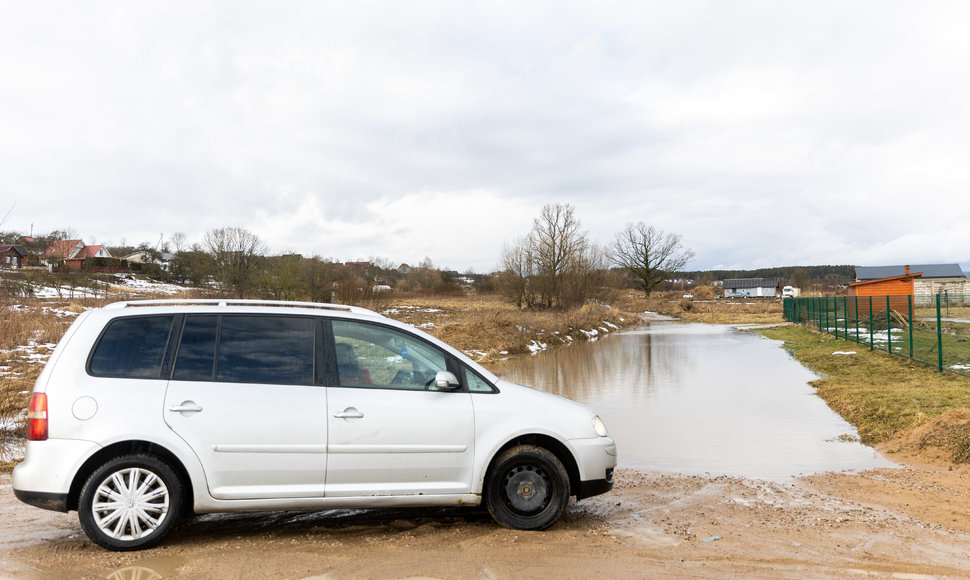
{"left": 434, "top": 371, "right": 461, "bottom": 390}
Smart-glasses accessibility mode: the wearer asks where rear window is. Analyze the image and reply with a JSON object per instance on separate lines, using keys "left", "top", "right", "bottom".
{"left": 89, "top": 316, "right": 176, "bottom": 379}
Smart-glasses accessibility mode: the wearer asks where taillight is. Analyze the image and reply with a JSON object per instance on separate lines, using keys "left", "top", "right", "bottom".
{"left": 27, "top": 393, "right": 48, "bottom": 441}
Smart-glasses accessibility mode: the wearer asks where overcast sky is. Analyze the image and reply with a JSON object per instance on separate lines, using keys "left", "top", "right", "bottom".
{"left": 2, "top": 1, "right": 969, "bottom": 273}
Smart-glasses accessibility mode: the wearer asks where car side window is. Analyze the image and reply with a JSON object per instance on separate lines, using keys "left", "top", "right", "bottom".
{"left": 217, "top": 316, "right": 315, "bottom": 385}
{"left": 463, "top": 367, "right": 496, "bottom": 393}
{"left": 89, "top": 316, "right": 175, "bottom": 379}
{"left": 331, "top": 320, "right": 447, "bottom": 390}
{"left": 172, "top": 315, "right": 316, "bottom": 385}
{"left": 172, "top": 315, "right": 218, "bottom": 381}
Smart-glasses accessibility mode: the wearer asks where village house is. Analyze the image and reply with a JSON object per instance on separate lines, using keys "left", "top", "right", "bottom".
{"left": 122, "top": 250, "right": 175, "bottom": 271}
{"left": 722, "top": 278, "right": 780, "bottom": 298}
{"left": 0, "top": 244, "right": 28, "bottom": 269}
{"left": 40, "top": 239, "right": 113, "bottom": 270}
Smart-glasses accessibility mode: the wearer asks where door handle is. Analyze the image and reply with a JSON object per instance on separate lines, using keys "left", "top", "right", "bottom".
{"left": 334, "top": 407, "right": 364, "bottom": 419}
{"left": 169, "top": 401, "right": 203, "bottom": 413}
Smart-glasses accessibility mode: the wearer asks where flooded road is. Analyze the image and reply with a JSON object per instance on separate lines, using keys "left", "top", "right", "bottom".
{"left": 489, "top": 322, "right": 894, "bottom": 480}
{"left": 7, "top": 323, "right": 970, "bottom": 579}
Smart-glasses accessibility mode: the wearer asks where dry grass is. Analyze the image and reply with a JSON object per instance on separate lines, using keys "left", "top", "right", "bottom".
{"left": 382, "top": 294, "right": 638, "bottom": 360}
{"left": 610, "top": 290, "right": 785, "bottom": 324}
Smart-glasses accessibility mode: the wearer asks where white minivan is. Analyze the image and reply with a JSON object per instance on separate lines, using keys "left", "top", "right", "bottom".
{"left": 13, "top": 300, "right": 616, "bottom": 551}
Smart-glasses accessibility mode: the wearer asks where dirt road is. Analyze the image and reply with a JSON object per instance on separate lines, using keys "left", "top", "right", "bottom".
{"left": 3, "top": 448, "right": 970, "bottom": 579}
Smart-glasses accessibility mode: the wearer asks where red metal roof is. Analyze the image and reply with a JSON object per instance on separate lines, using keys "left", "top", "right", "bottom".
{"left": 75, "top": 244, "right": 106, "bottom": 259}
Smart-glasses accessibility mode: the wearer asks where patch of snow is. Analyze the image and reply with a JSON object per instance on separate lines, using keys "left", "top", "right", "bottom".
{"left": 112, "top": 276, "right": 186, "bottom": 295}
{"left": 832, "top": 351, "right": 857, "bottom": 356}
{"left": 527, "top": 340, "right": 548, "bottom": 355}
{"left": 32, "top": 285, "right": 102, "bottom": 299}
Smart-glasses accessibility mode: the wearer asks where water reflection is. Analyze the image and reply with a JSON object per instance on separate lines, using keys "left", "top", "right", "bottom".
{"left": 488, "top": 322, "right": 895, "bottom": 481}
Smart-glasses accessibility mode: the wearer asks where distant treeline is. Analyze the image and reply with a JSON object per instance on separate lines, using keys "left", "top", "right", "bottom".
{"left": 681, "top": 265, "right": 857, "bottom": 284}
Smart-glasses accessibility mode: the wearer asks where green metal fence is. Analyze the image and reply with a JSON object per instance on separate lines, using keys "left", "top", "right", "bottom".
{"left": 783, "top": 294, "right": 970, "bottom": 377}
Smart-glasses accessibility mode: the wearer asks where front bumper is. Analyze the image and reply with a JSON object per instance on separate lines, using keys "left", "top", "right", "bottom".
{"left": 578, "top": 467, "right": 614, "bottom": 500}
{"left": 569, "top": 436, "right": 617, "bottom": 500}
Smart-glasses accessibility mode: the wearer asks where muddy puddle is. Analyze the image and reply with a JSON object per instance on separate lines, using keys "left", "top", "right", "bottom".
{"left": 488, "top": 322, "right": 895, "bottom": 480}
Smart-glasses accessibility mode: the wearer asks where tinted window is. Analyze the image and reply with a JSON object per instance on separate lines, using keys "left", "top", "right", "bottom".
{"left": 89, "top": 316, "right": 175, "bottom": 379}
{"left": 331, "top": 320, "right": 447, "bottom": 390}
{"left": 216, "top": 316, "right": 315, "bottom": 385}
{"left": 173, "top": 316, "right": 218, "bottom": 381}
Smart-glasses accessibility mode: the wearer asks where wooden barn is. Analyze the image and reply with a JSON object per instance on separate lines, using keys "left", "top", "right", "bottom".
{"left": 848, "top": 265, "right": 921, "bottom": 313}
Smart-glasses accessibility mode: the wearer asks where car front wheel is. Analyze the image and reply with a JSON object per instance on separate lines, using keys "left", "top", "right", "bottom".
{"left": 78, "top": 454, "right": 183, "bottom": 551}
{"left": 485, "top": 445, "right": 570, "bottom": 531}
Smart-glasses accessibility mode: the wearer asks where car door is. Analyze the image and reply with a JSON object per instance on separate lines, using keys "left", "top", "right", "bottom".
{"left": 325, "top": 319, "right": 475, "bottom": 497}
{"left": 163, "top": 314, "right": 328, "bottom": 500}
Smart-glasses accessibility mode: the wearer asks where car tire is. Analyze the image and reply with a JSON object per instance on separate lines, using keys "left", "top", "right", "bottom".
{"left": 485, "top": 445, "right": 570, "bottom": 531}
{"left": 78, "top": 454, "right": 183, "bottom": 551}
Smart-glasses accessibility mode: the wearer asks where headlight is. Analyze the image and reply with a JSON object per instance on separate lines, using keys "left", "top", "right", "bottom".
{"left": 592, "top": 416, "right": 609, "bottom": 437}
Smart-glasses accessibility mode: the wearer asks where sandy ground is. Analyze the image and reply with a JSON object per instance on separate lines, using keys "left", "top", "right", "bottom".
{"left": 2, "top": 448, "right": 970, "bottom": 580}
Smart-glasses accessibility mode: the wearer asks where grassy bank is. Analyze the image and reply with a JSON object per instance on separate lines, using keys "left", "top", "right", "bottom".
{"left": 758, "top": 325, "right": 970, "bottom": 462}
{"left": 382, "top": 295, "right": 638, "bottom": 360}
{"left": 612, "top": 292, "right": 785, "bottom": 325}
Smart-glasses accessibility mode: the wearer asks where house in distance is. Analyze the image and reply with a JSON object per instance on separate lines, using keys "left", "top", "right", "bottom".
{"left": 723, "top": 278, "right": 780, "bottom": 298}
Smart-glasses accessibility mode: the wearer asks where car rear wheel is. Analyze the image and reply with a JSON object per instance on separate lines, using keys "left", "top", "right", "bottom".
{"left": 78, "top": 454, "right": 183, "bottom": 551}
{"left": 485, "top": 445, "right": 570, "bottom": 531}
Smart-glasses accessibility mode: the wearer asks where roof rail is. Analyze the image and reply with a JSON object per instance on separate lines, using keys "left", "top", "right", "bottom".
{"left": 103, "top": 299, "right": 381, "bottom": 316}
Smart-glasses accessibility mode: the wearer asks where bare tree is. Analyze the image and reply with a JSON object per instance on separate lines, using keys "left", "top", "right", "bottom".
{"left": 204, "top": 227, "right": 267, "bottom": 298}
{"left": 500, "top": 204, "right": 601, "bottom": 309}
{"left": 500, "top": 236, "right": 536, "bottom": 308}
{"left": 531, "top": 203, "right": 589, "bottom": 308}
{"left": 608, "top": 223, "right": 694, "bottom": 296}
{"left": 169, "top": 232, "right": 188, "bottom": 252}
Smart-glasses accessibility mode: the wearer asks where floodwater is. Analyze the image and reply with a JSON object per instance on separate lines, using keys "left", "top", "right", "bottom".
{"left": 488, "top": 322, "right": 895, "bottom": 481}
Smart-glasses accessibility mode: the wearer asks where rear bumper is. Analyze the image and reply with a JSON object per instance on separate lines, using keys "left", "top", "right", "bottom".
{"left": 13, "top": 488, "right": 69, "bottom": 512}
{"left": 13, "top": 438, "right": 101, "bottom": 512}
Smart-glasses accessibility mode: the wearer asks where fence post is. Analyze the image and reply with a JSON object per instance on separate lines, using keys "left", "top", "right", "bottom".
{"left": 869, "top": 296, "right": 874, "bottom": 350}
{"left": 843, "top": 295, "right": 849, "bottom": 340}
{"left": 886, "top": 295, "right": 892, "bottom": 354}
{"left": 817, "top": 296, "right": 821, "bottom": 330}
{"left": 937, "top": 293, "right": 944, "bottom": 372}
{"left": 908, "top": 295, "right": 913, "bottom": 359}
{"left": 824, "top": 297, "right": 829, "bottom": 335}
{"left": 855, "top": 295, "right": 860, "bottom": 343}
{"left": 830, "top": 296, "right": 835, "bottom": 336}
